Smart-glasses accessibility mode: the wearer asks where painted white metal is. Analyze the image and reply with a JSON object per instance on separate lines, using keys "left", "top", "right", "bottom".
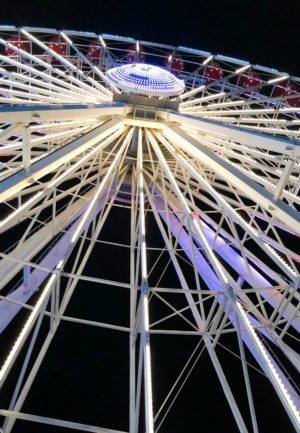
{"left": 137, "top": 129, "right": 154, "bottom": 433}
{"left": 159, "top": 111, "right": 300, "bottom": 157}
{"left": 0, "top": 117, "right": 125, "bottom": 202}
{"left": 0, "top": 409, "right": 127, "bottom": 433}
{"left": 0, "top": 27, "right": 299, "bottom": 433}
{"left": 162, "top": 125, "right": 300, "bottom": 234}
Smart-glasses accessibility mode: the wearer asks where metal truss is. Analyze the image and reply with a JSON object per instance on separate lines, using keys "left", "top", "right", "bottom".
{"left": 0, "top": 27, "right": 299, "bottom": 433}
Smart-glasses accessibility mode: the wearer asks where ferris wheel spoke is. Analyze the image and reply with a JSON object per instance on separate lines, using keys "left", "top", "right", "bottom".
{"left": 0, "top": 147, "right": 128, "bottom": 291}
{"left": 152, "top": 207, "right": 252, "bottom": 433}
{"left": 1, "top": 178, "right": 128, "bottom": 433}
{"left": 196, "top": 191, "right": 300, "bottom": 280}
{"left": 180, "top": 74, "right": 299, "bottom": 117}
{"left": 0, "top": 129, "right": 124, "bottom": 232}
{"left": 231, "top": 123, "right": 300, "bottom": 138}
{"left": 20, "top": 29, "right": 112, "bottom": 101}
{"left": 191, "top": 135, "right": 298, "bottom": 185}
{"left": 58, "top": 31, "right": 118, "bottom": 95}
{"left": 0, "top": 67, "right": 101, "bottom": 104}
{"left": 0, "top": 55, "right": 100, "bottom": 105}
{"left": 0, "top": 155, "right": 130, "bottom": 336}
{"left": 150, "top": 132, "right": 300, "bottom": 341}
{"left": 145, "top": 162, "right": 296, "bottom": 299}
{"left": 149, "top": 150, "right": 297, "bottom": 410}
{"left": 0, "top": 75, "right": 88, "bottom": 104}
{"left": 160, "top": 125, "right": 300, "bottom": 234}
{"left": 184, "top": 104, "right": 300, "bottom": 118}
{"left": 0, "top": 103, "right": 129, "bottom": 126}
{"left": 144, "top": 184, "right": 205, "bottom": 328}
{"left": 199, "top": 153, "right": 300, "bottom": 210}
{"left": 195, "top": 120, "right": 300, "bottom": 141}
{"left": 0, "top": 211, "right": 90, "bottom": 334}
{"left": 153, "top": 129, "right": 299, "bottom": 282}
{"left": 148, "top": 135, "right": 300, "bottom": 428}
{"left": 159, "top": 111, "right": 300, "bottom": 157}
{"left": 181, "top": 129, "right": 295, "bottom": 165}
{"left": 0, "top": 117, "right": 125, "bottom": 202}
{"left": 159, "top": 184, "right": 300, "bottom": 337}
{"left": 0, "top": 54, "right": 104, "bottom": 105}
{"left": 154, "top": 186, "right": 296, "bottom": 350}
{"left": 0, "top": 129, "right": 130, "bottom": 410}
{"left": 0, "top": 121, "right": 99, "bottom": 159}
{"left": 143, "top": 175, "right": 250, "bottom": 433}
{"left": 6, "top": 31, "right": 103, "bottom": 98}
{"left": 0, "top": 182, "right": 103, "bottom": 298}
{"left": 135, "top": 128, "right": 154, "bottom": 433}
{"left": 179, "top": 113, "right": 300, "bottom": 139}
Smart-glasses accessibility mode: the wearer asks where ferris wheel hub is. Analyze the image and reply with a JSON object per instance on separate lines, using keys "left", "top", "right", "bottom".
{"left": 106, "top": 63, "right": 185, "bottom": 97}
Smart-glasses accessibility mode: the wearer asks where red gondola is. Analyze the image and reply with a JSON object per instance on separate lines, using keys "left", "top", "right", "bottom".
{"left": 86, "top": 39, "right": 103, "bottom": 64}
{"left": 126, "top": 43, "right": 146, "bottom": 63}
{"left": 49, "top": 35, "right": 67, "bottom": 57}
{"left": 203, "top": 60, "right": 223, "bottom": 82}
{"left": 273, "top": 81, "right": 300, "bottom": 107}
{"left": 238, "top": 71, "right": 262, "bottom": 88}
{"left": 163, "top": 52, "right": 184, "bottom": 75}
{"left": 5, "top": 34, "right": 30, "bottom": 56}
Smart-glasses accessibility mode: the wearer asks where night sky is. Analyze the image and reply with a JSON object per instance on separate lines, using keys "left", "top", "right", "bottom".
{"left": 0, "top": 1, "right": 299, "bottom": 433}
{"left": 1, "top": 0, "right": 300, "bottom": 76}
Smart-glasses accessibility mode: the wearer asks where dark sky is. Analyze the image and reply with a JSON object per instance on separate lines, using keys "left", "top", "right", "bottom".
{"left": 0, "top": 1, "right": 299, "bottom": 433}
{"left": 1, "top": 0, "right": 299, "bottom": 75}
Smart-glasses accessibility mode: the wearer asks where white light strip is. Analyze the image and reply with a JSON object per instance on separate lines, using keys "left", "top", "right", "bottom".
{"left": 0, "top": 260, "right": 63, "bottom": 385}
{"left": 179, "top": 85, "right": 205, "bottom": 100}
{"left": 268, "top": 75, "right": 289, "bottom": 84}
{"left": 0, "top": 67, "right": 95, "bottom": 101}
{"left": 143, "top": 294, "right": 154, "bottom": 433}
{"left": 70, "top": 128, "right": 130, "bottom": 243}
{"left": 180, "top": 91, "right": 226, "bottom": 108}
{"left": 203, "top": 54, "right": 213, "bottom": 65}
{"left": 60, "top": 31, "right": 72, "bottom": 45}
{"left": 31, "top": 125, "right": 91, "bottom": 145}
{"left": 19, "top": 31, "right": 108, "bottom": 99}
{"left": 138, "top": 130, "right": 148, "bottom": 280}
{"left": 235, "top": 64, "right": 251, "bottom": 74}
{"left": 159, "top": 128, "right": 298, "bottom": 278}
{"left": 99, "top": 36, "right": 106, "bottom": 48}
{"left": 0, "top": 191, "right": 43, "bottom": 229}
{"left": 47, "top": 125, "right": 119, "bottom": 189}
{"left": 57, "top": 31, "right": 113, "bottom": 97}
{"left": 138, "top": 128, "right": 154, "bottom": 433}
{"left": 0, "top": 53, "right": 98, "bottom": 101}
{"left": 237, "top": 303, "right": 300, "bottom": 427}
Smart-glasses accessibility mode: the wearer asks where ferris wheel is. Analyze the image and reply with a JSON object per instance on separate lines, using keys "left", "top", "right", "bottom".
{"left": 0, "top": 26, "right": 299, "bottom": 433}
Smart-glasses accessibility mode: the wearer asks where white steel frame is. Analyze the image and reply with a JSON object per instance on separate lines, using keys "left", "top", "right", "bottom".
{"left": 0, "top": 26, "right": 299, "bottom": 433}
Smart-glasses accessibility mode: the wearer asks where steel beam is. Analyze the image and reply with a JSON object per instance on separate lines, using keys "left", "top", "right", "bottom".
{"left": 159, "top": 111, "right": 300, "bottom": 157}
{"left": 0, "top": 117, "right": 125, "bottom": 202}
{"left": 0, "top": 409, "right": 127, "bottom": 433}
{"left": 161, "top": 125, "right": 300, "bottom": 234}
{"left": 0, "top": 103, "right": 130, "bottom": 123}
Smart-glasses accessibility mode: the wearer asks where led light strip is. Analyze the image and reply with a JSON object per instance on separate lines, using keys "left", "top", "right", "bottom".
{"left": 106, "top": 63, "right": 185, "bottom": 97}
{"left": 137, "top": 128, "right": 154, "bottom": 433}
{"left": 0, "top": 260, "right": 63, "bottom": 386}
